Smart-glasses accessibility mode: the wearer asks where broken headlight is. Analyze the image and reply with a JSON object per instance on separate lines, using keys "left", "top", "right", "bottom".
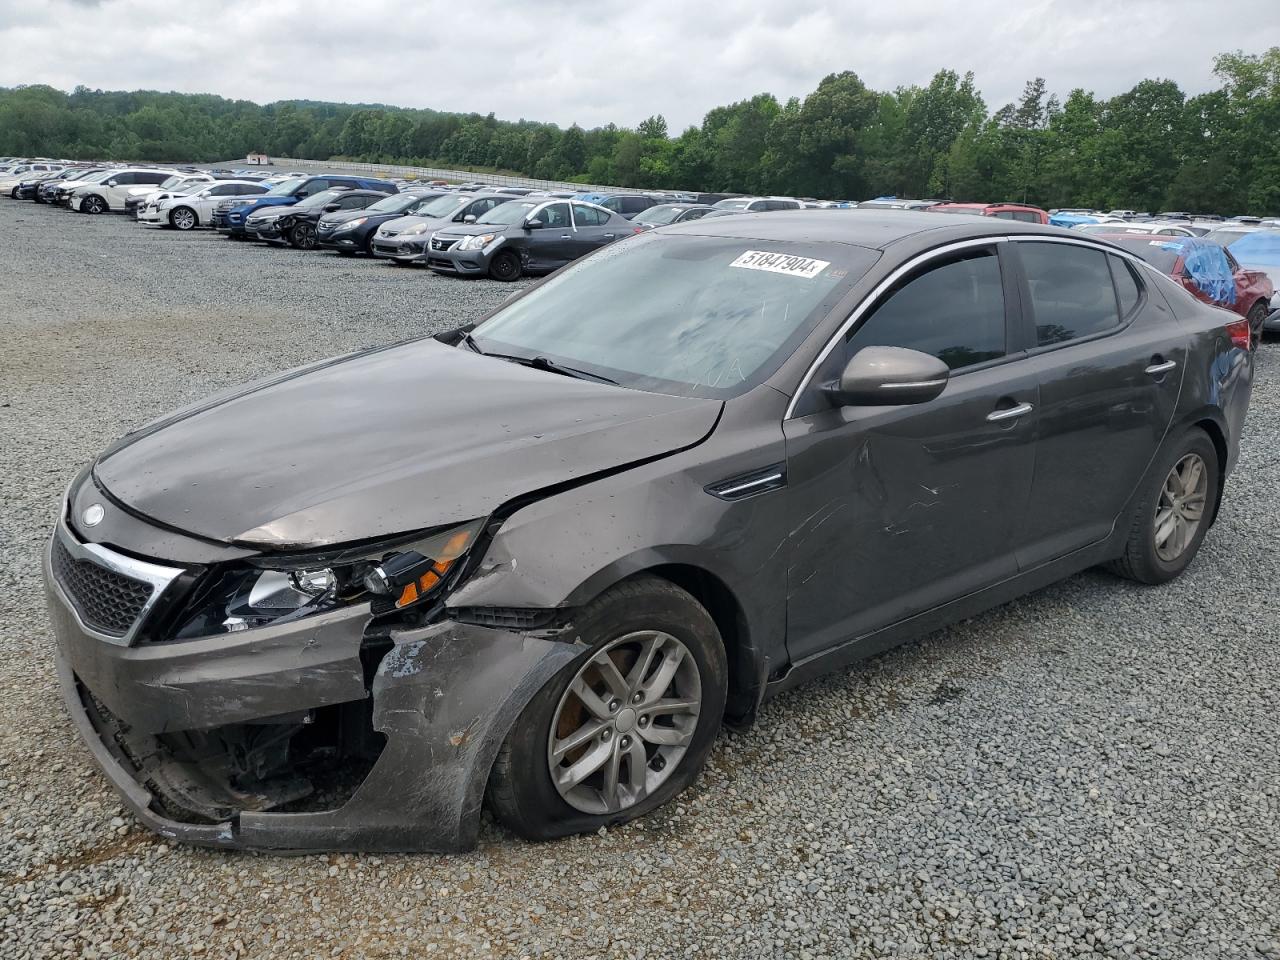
{"left": 176, "top": 520, "right": 485, "bottom": 638}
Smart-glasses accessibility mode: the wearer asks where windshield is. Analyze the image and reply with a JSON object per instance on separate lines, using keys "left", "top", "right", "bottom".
{"left": 472, "top": 232, "right": 879, "bottom": 399}
{"left": 415, "top": 194, "right": 469, "bottom": 218}
{"left": 477, "top": 200, "right": 540, "bottom": 225}
{"left": 367, "top": 193, "right": 424, "bottom": 214}
{"left": 77, "top": 170, "right": 113, "bottom": 185}
{"left": 1106, "top": 237, "right": 1183, "bottom": 273}
{"left": 713, "top": 199, "right": 752, "bottom": 210}
{"left": 295, "top": 189, "right": 348, "bottom": 209}
{"left": 264, "top": 178, "right": 307, "bottom": 197}
{"left": 1225, "top": 230, "right": 1280, "bottom": 266}
{"left": 637, "top": 205, "right": 685, "bottom": 225}
{"left": 1203, "top": 228, "right": 1260, "bottom": 248}
{"left": 932, "top": 206, "right": 985, "bottom": 216}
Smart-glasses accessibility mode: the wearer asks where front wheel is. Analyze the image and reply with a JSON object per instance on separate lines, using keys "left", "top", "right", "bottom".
{"left": 488, "top": 575, "right": 727, "bottom": 841}
{"left": 488, "top": 250, "right": 522, "bottom": 282}
{"left": 170, "top": 206, "right": 197, "bottom": 231}
{"left": 290, "top": 223, "right": 317, "bottom": 250}
{"left": 1246, "top": 300, "right": 1268, "bottom": 349}
{"left": 82, "top": 195, "right": 107, "bottom": 215}
{"left": 1107, "top": 428, "right": 1219, "bottom": 584}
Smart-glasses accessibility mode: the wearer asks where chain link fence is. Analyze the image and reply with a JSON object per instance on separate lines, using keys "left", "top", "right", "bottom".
{"left": 256, "top": 157, "right": 634, "bottom": 194}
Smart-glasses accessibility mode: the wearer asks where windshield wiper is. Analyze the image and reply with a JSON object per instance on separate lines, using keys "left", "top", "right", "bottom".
{"left": 460, "top": 331, "right": 484, "bottom": 354}
{"left": 525, "top": 355, "right": 619, "bottom": 385}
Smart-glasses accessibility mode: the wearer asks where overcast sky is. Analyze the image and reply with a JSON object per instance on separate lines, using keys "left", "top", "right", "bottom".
{"left": 0, "top": 0, "right": 1269, "bottom": 130}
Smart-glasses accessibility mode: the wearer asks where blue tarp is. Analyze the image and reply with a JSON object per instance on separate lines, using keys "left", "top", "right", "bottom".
{"left": 1227, "top": 230, "right": 1280, "bottom": 267}
{"left": 1155, "top": 238, "right": 1236, "bottom": 306}
{"left": 1049, "top": 212, "right": 1099, "bottom": 228}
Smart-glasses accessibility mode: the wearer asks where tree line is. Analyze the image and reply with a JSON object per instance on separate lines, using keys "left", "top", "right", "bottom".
{"left": 1, "top": 47, "right": 1276, "bottom": 214}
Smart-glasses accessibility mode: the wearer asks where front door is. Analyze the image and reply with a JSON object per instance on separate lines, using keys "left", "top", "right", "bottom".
{"left": 1009, "top": 240, "right": 1187, "bottom": 567}
{"left": 524, "top": 202, "right": 574, "bottom": 271}
{"left": 783, "top": 244, "right": 1039, "bottom": 663}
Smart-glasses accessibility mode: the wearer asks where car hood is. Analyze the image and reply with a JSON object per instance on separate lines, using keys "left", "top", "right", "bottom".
{"left": 378, "top": 214, "right": 454, "bottom": 236}
{"left": 322, "top": 207, "right": 388, "bottom": 226}
{"left": 434, "top": 223, "right": 511, "bottom": 240}
{"left": 93, "top": 338, "right": 721, "bottom": 548}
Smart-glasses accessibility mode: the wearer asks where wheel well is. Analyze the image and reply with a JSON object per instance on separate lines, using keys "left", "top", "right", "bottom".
{"left": 1193, "top": 418, "right": 1228, "bottom": 524}
{"left": 645, "top": 563, "right": 758, "bottom": 723}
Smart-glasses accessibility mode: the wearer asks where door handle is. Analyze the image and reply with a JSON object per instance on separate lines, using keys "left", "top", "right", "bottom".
{"left": 986, "top": 401, "right": 1034, "bottom": 422}
{"left": 603, "top": 233, "right": 615, "bottom": 238}
{"left": 560, "top": 234, "right": 572, "bottom": 239}
{"left": 1145, "top": 359, "right": 1177, "bottom": 376}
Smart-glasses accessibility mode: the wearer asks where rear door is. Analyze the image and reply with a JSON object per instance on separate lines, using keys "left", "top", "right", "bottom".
{"left": 1009, "top": 239, "right": 1187, "bottom": 568}
{"left": 569, "top": 203, "right": 620, "bottom": 258}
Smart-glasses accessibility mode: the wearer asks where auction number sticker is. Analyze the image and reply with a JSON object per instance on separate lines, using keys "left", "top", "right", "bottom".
{"left": 730, "top": 250, "right": 831, "bottom": 278}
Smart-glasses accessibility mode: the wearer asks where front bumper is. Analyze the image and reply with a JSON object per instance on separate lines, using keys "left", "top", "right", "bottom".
{"left": 136, "top": 207, "right": 164, "bottom": 224}
{"left": 426, "top": 242, "right": 490, "bottom": 276}
{"left": 371, "top": 234, "right": 430, "bottom": 260}
{"left": 44, "top": 522, "right": 578, "bottom": 852}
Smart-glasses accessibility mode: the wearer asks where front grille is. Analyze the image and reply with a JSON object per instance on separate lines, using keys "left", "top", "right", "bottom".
{"left": 51, "top": 538, "right": 153, "bottom": 637}
{"left": 430, "top": 236, "right": 458, "bottom": 252}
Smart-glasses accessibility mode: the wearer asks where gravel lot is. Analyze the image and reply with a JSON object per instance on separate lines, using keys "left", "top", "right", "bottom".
{"left": 1, "top": 200, "right": 1277, "bottom": 960}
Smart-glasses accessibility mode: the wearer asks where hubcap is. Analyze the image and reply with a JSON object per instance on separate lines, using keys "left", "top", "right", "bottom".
{"left": 1154, "top": 452, "right": 1208, "bottom": 562}
{"left": 547, "top": 630, "right": 701, "bottom": 815}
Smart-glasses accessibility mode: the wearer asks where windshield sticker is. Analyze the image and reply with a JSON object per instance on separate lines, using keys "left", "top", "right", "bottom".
{"left": 730, "top": 250, "right": 831, "bottom": 278}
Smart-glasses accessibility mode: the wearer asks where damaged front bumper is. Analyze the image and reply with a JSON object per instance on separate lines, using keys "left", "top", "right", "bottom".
{"left": 44, "top": 524, "right": 579, "bottom": 852}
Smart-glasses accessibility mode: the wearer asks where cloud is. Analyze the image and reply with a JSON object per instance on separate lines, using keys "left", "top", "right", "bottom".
{"left": 0, "top": 0, "right": 1267, "bottom": 130}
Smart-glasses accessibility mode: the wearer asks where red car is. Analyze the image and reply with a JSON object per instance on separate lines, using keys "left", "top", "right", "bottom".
{"left": 1098, "top": 234, "right": 1274, "bottom": 348}
{"left": 928, "top": 202, "right": 1050, "bottom": 224}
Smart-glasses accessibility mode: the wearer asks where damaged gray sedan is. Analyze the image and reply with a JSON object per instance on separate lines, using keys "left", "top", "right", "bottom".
{"left": 45, "top": 211, "right": 1252, "bottom": 851}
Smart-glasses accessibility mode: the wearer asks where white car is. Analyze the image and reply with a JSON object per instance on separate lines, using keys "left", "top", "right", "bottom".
{"left": 138, "top": 180, "right": 270, "bottom": 230}
{"left": 0, "top": 162, "right": 62, "bottom": 193}
{"left": 69, "top": 168, "right": 178, "bottom": 214}
{"left": 710, "top": 196, "right": 805, "bottom": 212}
{"left": 1076, "top": 221, "right": 1198, "bottom": 238}
{"left": 123, "top": 173, "right": 215, "bottom": 215}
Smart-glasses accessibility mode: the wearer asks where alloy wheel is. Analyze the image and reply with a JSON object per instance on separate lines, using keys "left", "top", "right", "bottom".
{"left": 84, "top": 196, "right": 105, "bottom": 214}
{"left": 172, "top": 208, "right": 196, "bottom": 231}
{"left": 1154, "top": 452, "right": 1208, "bottom": 562}
{"left": 547, "top": 630, "right": 701, "bottom": 815}
{"left": 295, "top": 224, "right": 317, "bottom": 249}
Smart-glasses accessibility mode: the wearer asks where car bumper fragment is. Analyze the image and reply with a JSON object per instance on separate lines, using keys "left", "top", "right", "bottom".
{"left": 44, "top": 530, "right": 579, "bottom": 852}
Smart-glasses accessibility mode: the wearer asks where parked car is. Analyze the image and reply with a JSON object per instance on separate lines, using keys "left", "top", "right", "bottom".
{"left": 1078, "top": 222, "right": 1197, "bottom": 238}
{"left": 1098, "top": 234, "right": 1274, "bottom": 347}
{"left": 316, "top": 190, "right": 451, "bottom": 255}
{"left": 216, "top": 175, "right": 398, "bottom": 238}
{"left": 44, "top": 211, "right": 1252, "bottom": 853}
{"left": 122, "top": 173, "right": 215, "bottom": 217}
{"left": 854, "top": 197, "right": 940, "bottom": 210}
{"left": 242, "top": 188, "right": 355, "bottom": 244}
{"left": 269, "top": 189, "right": 392, "bottom": 250}
{"left": 46, "top": 168, "right": 115, "bottom": 206}
{"left": 27, "top": 167, "right": 101, "bottom": 203}
{"left": 69, "top": 168, "right": 177, "bottom": 214}
{"left": 427, "top": 198, "right": 636, "bottom": 280}
{"left": 371, "top": 193, "right": 537, "bottom": 264}
{"left": 137, "top": 180, "right": 271, "bottom": 230}
{"left": 633, "top": 203, "right": 717, "bottom": 229}
{"left": 0, "top": 161, "right": 62, "bottom": 192}
{"left": 927, "top": 202, "right": 1049, "bottom": 224}
{"left": 1203, "top": 226, "right": 1280, "bottom": 320}
{"left": 711, "top": 196, "right": 804, "bottom": 213}
{"left": 574, "top": 192, "right": 670, "bottom": 220}
{"left": 10, "top": 168, "right": 72, "bottom": 200}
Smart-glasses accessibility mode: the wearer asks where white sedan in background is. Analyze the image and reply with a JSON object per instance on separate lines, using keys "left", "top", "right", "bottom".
{"left": 137, "top": 180, "right": 270, "bottom": 230}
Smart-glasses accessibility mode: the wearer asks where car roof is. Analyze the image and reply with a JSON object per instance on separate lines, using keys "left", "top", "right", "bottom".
{"left": 660, "top": 208, "right": 1061, "bottom": 251}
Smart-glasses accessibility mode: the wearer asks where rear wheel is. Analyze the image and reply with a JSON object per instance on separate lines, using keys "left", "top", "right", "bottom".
{"left": 488, "top": 250, "right": 521, "bottom": 281}
{"left": 169, "top": 206, "right": 197, "bottom": 231}
{"left": 1107, "top": 428, "right": 1218, "bottom": 584}
{"left": 488, "top": 575, "right": 727, "bottom": 840}
{"left": 290, "top": 223, "right": 317, "bottom": 250}
{"left": 1246, "top": 300, "right": 1268, "bottom": 349}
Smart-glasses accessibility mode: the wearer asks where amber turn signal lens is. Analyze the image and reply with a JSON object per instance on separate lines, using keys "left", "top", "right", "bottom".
{"left": 394, "top": 559, "right": 454, "bottom": 608}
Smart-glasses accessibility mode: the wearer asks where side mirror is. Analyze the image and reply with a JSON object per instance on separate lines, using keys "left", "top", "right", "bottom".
{"left": 105, "top": 179, "right": 118, "bottom": 187}
{"left": 523, "top": 217, "right": 545, "bottom": 230}
{"left": 824, "top": 346, "right": 949, "bottom": 407}
{"left": 324, "top": 203, "right": 340, "bottom": 211}
{"left": 462, "top": 214, "right": 477, "bottom": 223}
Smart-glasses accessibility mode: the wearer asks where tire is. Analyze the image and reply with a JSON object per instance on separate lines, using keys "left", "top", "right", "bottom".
{"left": 1107, "top": 427, "right": 1219, "bottom": 584}
{"left": 1246, "top": 300, "right": 1268, "bottom": 349}
{"left": 82, "top": 194, "right": 107, "bottom": 215}
{"left": 169, "top": 206, "right": 197, "bottom": 231}
{"left": 388, "top": 258, "right": 408, "bottom": 267}
{"left": 290, "top": 223, "right": 317, "bottom": 250}
{"left": 488, "top": 575, "right": 727, "bottom": 841}
{"left": 488, "top": 250, "right": 521, "bottom": 282}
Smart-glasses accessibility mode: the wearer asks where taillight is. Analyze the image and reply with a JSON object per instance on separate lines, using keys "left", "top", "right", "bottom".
{"left": 632, "top": 226, "right": 644, "bottom": 234}
{"left": 1225, "top": 317, "right": 1251, "bottom": 350}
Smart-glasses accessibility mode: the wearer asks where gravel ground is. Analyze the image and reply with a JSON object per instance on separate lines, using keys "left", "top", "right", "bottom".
{"left": 0, "top": 199, "right": 1277, "bottom": 960}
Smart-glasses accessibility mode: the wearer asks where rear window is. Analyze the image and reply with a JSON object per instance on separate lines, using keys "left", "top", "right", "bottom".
{"left": 1018, "top": 242, "right": 1121, "bottom": 346}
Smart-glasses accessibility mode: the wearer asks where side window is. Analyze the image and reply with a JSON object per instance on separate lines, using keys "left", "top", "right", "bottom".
{"left": 992, "top": 210, "right": 1017, "bottom": 220}
{"left": 340, "top": 194, "right": 369, "bottom": 209}
{"left": 110, "top": 172, "right": 135, "bottom": 186}
{"left": 540, "top": 203, "right": 571, "bottom": 228}
{"left": 623, "top": 197, "right": 652, "bottom": 214}
{"left": 572, "top": 203, "right": 606, "bottom": 226}
{"left": 302, "top": 178, "right": 329, "bottom": 195}
{"left": 140, "top": 172, "right": 169, "bottom": 185}
{"left": 601, "top": 197, "right": 623, "bottom": 213}
{"left": 1019, "top": 242, "right": 1121, "bottom": 346}
{"left": 1110, "top": 256, "right": 1142, "bottom": 317}
{"left": 848, "top": 249, "right": 1006, "bottom": 370}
